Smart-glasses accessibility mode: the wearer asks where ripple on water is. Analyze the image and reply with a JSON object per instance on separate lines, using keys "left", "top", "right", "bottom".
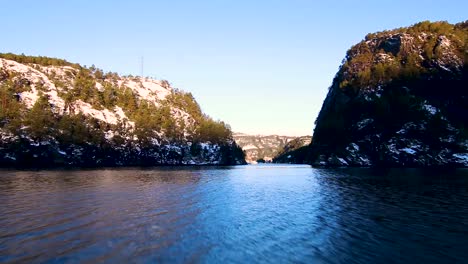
{"left": 0, "top": 166, "right": 467, "bottom": 263}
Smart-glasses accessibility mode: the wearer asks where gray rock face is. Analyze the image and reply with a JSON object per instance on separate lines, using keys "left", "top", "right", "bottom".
{"left": 310, "top": 21, "right": 468, "bottom": 167}
{"left": 233, "top": 133, "right": 300, "bottom": 163}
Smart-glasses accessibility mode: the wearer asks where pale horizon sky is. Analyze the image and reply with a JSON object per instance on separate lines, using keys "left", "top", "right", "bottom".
{"left": 1, "top": 1, "right": 467, "bottom": 136}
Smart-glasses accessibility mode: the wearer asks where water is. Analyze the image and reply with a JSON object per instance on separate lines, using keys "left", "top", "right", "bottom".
{"left": 0, "top": 165, "right": 467, "bottom": 263}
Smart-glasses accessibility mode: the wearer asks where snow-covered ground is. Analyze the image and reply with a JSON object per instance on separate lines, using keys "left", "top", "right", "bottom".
{"left": 118, "top": 77, "right": 170, "bottom": 103}
{"left": 1, "top": 58, "right": 65, "bottom": 110}
{"left": 0, "top": 58, "right": 197, "bottom": 133}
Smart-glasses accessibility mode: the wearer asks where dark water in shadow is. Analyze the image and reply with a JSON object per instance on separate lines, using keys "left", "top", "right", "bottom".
{"left": 0, "top": 165, "right": 467, "bottom": 263}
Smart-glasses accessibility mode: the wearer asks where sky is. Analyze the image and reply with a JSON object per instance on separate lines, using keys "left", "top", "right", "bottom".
{"left": 1, "top": 0, "right": 467, "bottom": 136}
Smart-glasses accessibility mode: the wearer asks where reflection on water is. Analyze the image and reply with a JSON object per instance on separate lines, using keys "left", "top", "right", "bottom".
{"left": 0, "top": 165, "right": 467, "bottom": 263}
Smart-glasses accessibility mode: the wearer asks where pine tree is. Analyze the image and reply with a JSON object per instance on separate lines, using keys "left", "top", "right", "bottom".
{"left": 26, "top": 93, "right": 55, "bottom": 140}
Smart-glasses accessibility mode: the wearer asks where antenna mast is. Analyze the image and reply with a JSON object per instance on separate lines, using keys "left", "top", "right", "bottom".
{"left": 140, "top": 56, "right": 144, "bottom": 78}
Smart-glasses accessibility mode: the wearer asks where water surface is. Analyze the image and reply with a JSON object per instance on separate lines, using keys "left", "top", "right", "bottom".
{"left": 1, "top": 165, "right": 467, "bottom": 263}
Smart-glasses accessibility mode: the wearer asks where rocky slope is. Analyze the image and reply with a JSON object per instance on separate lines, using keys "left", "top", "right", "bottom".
{"left": 233, "top": 133, "right": 298, "bottom": 163}
{"left": 0, "top": 54, "right": 245, "bottom": 167}
{"left": 310, "top": 21, "right": 468, "bottom": 167}
{"left": 272, "top": 136, "right": 311, "bottom": 164}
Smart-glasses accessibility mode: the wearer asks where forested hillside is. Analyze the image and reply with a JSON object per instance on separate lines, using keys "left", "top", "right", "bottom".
{"left": 0, "top": 53, "right": 245, "bottom": 166}
{"left": 272, "top": 136, "right": 311, "bottom": 164}
{"left": 310, "top": 21, "right": 468, "bottom": 167}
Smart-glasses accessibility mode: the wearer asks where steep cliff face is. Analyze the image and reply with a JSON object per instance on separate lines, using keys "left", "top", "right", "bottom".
{"left": 310, "top": 21, "right": 468, "bottom": 167}
{"left": 233, "top": 133, "right": 297, "bottom": 163}
{"left": 272, "top": 136, "right": 311, "bottom": 164}
{"left": 0, "top": 54, "right": 245, "bottom": 166}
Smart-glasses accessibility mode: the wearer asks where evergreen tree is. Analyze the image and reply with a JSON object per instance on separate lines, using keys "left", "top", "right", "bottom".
{"left": 26, "top": 93, "right": 55, "bottom": 140}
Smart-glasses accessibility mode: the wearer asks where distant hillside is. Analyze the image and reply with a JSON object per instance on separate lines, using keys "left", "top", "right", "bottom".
{"left": 0, "top": 53, "right": 245, "bottom": 166}
{"left": 273, "top": 136, "right": 311, "bottom": 164}
{"left": 310, "top": 21, "right": 468, "bottom": 167}
{"left": 233, "top": 133, "right": 309, "bottom": 163}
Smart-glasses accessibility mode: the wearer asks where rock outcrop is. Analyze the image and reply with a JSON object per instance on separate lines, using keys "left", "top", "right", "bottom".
{"left": 272, "top": 136, "right": 312, "bottom": 164}
{"left": 310, "top": 21, "right": 468, "bottom": 167}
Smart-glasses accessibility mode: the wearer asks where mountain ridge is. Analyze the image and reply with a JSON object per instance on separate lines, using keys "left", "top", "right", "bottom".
{"left": 0, "top": 53, "right": 245, "bottom": 167}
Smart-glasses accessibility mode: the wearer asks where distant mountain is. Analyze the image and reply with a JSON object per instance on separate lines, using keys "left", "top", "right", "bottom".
{"left": 233, "top": 133, "right": 308, "bottom": 163}
{"left": 272, "top": 136, "right": 311, "bottom": 164}
{"left": 0, "top": 53, "right": 245, "bottom": 167}
{"left": 310, "top": 21, "right": 468, "bottom": 167}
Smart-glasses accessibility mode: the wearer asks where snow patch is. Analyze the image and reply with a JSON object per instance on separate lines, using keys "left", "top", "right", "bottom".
{"left": 105, "top": 131, "right": 115, "bottom": 140}
{"left": 440, "top": 135, "right": 456, "bottom": 143}
{"left": 356, "top": 119, "right": 373, "bottom": 130}
{"left": 359, "top": 156, "right": 370, "bottom": 164}
{"left": 4, "top": 153, "right": 16, "bottom": 160}
{"left": 74, "top": 100, "right": 119, "bottom": 124}
{"left": 337, "top": 158, "right": 349, "bottom": 165}
{"left": 114, "top": 106, "right": 128, "bottom": 120}
{"left": 440, "top": 65, "right": 451, "bottom": 72}
{"left": 400, "top": 148, "right": 417, "bottom": 155}
{"left": 1, "top": 58, "right": 65, "bottom": 110}
{"left": 376, "top": 53, "right": 393, "bottom": 63}
{"left": 199, "top": 143, "right": 210, "bottom": 149}
{"left": 95, "top": 82, "right": 104, "bottom": 91}
{"left": 242, "top": 144, "right": 258, "bottom": 150}
{"left": 438, "top": 35, "right": 451, "bottom": 48}
{"left": 19, "top": 91, "right": 39, "bottom": 108}
{"left": 400, "top": 122, "right": 426, "bottom": 132}
{"left": 118, "top": 77, "right": 171, "bottom": 104}
{"left": 423, "top": 104, "right": 437, "bottom": 115}
{"left": 396, "top": 128, "right": 406, "bottom": 135}
{"left": 453, "top": 153, "right": 468, "bottom": 165}
{"left": 350, "top": 143, "right": 360, "bottom": 151}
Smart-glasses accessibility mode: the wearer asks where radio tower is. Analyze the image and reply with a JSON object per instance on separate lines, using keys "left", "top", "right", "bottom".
{"left": 140, "top": 56, "right": 144, "bottom": 78}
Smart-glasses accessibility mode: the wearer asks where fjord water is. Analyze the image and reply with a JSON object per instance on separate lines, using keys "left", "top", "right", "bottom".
{"left": 1, "top": 165, "right": 467, "bottom": 263}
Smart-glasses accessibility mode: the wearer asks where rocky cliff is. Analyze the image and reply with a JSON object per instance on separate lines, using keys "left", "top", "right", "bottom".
{"left": 0, "top": 54, "right": 245, "bottom": 167}
{"left": 310, "top": 21, "right": 468, "bottom": 167}
{"left": 233, "top": 133, "right": 298, "bottom": 163}
{"left": 272, "top": 136, "right": 311, "bottom": 164}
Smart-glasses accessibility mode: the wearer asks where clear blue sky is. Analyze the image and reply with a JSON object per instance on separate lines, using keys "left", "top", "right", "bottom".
{"left": 2, "top": 1, "right": 466, "bottom": 136}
